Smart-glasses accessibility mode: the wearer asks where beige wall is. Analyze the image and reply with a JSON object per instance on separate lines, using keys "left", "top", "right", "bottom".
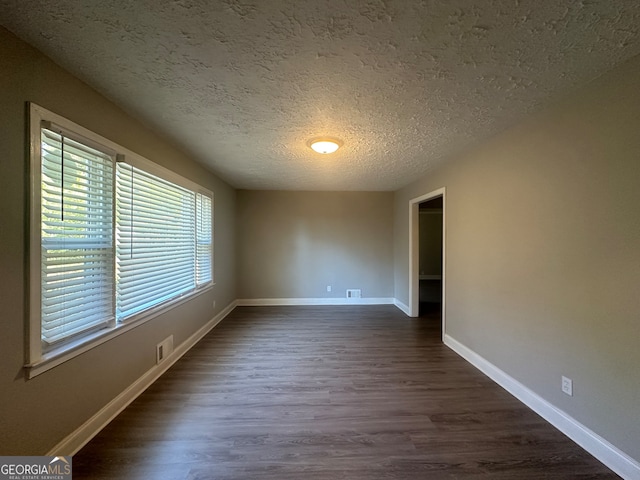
{"left": 0, "top": 27, "right": 236, "bottom": 455}
{"left": 237, "top": 190, "right": 394, "bottom": 300}
{"left": 394, "top": 54, "right": 640, "bottom": 461}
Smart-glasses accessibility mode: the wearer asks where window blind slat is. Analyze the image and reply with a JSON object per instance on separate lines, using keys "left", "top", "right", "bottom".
{"left": 116, "top": 260, "right": 194, "bottom": 273}
{"left": 117, "top": 287, "right": 193, "bottom": 317}
{"left": 118, "top": 280, "right": 194, "bottom": 306}
{"left": 117, "top": 267, "right": 195, "bottom": 291}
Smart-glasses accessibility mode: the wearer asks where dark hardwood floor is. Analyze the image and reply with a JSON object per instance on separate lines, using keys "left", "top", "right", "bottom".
{"left": 72, "top": 305, "right": 618, "bottom": 479}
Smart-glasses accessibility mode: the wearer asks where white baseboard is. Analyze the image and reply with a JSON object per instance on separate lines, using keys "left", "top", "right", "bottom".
{"left": 444, "top": 334, "right": 640, "bottom": 480}
{"left": 48, "top": 300, "right": 237, "bottom": 457}
{"left": 236, "top": 297, "right": 395, "bottom": 306}
{"left": 394, "top": 299, "right": 410, "bottom": 316}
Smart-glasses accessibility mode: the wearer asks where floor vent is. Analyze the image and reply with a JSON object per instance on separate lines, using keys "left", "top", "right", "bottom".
{"left": 346, "top": 289, "right": 362, "bottom": 298}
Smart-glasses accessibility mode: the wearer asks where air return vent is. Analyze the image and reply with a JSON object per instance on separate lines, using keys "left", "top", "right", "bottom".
{"left": 156, "top": 335, "right": 174, "bottom": 364}
{"left": 346, "top": 289, "right": 362, "bottom": 298}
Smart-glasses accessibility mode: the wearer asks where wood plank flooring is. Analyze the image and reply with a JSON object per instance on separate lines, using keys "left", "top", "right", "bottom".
{"left": 72, "top": 305, "right": 618, "bottom": 479}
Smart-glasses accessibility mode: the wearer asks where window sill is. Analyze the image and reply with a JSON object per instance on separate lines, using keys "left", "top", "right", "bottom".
{"left": 25, "top": 285, "right": 212, "bottom": 379}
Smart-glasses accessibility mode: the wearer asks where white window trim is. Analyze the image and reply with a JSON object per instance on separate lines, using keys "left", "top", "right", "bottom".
{"left": 27, "top": 103, "right": 213, "bottom": 378}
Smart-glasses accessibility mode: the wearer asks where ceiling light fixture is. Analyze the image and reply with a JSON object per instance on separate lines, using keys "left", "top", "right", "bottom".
{"left": 308, "top": 137, "right": 343, "bottom": 154}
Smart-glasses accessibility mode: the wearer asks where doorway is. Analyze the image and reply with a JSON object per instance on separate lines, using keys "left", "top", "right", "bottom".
{"left": 409, "top": 188, "right": 445, "bottom": 337}
{"left": 418, "top": 197, "right": 443, "bottom": 318}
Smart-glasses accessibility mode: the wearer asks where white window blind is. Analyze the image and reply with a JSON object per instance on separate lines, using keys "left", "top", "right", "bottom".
{"left": 40, "top": 128, "right": 115, "bottom": 345}
{"left": 30, "top": 104, "right": 215, "bottom": 375}
{"left": 196, "top": 193, "right": 213, "bottom": 286}
{"left": 116, "top": 163, "right": 196, "bottom": 320}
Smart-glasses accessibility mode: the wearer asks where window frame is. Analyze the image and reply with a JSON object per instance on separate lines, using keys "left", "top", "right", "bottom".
{"left": 27, "top": 103, "right": 214, "bottom": 378}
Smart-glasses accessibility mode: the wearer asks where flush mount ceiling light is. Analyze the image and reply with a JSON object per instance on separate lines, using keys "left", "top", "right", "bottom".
{"left": 308, "top": 137, "right": 343, "bottom": 154}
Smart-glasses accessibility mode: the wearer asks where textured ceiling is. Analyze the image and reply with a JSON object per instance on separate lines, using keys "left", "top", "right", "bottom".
{"left": 2, "top": 1, "right": 640, "bottom": 191}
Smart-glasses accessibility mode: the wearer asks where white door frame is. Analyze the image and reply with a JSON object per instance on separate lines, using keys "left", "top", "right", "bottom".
{"left": 408, "top": 187, "right": 446, "bottom": 333}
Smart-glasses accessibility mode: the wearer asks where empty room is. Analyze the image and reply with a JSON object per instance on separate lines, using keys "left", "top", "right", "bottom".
{"left": 0, "top": 1, "right": 639, "bottom": 479}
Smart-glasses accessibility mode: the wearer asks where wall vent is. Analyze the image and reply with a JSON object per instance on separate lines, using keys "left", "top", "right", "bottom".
{"left": 156, "top": 335, "right": 174, "bottom": 364}
{"left": 346, "top": 289, "right": 362, "bottom": 298}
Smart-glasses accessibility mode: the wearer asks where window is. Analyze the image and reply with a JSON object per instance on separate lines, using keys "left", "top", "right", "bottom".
{"left": 196, "top": 190, "right": 213, "bottom": 286}
{"left": 28, "top": 104, "right": 213, "bottom": 377}
{"left": 115, "top": 164, "right": 212, "bottom": 320}
{"left": 40, "top": 128, "right": 116, "bottom": 345}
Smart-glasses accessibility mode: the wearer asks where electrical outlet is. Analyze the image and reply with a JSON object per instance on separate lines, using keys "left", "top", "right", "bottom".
{"left": 562, "top": 376, "right": 573, "bottom": 396}
{"left": 327, "top": 285, "right": 332, "bottom": 292}
{"left": 212, "top": 299, "right": 216, "bottom": 309}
